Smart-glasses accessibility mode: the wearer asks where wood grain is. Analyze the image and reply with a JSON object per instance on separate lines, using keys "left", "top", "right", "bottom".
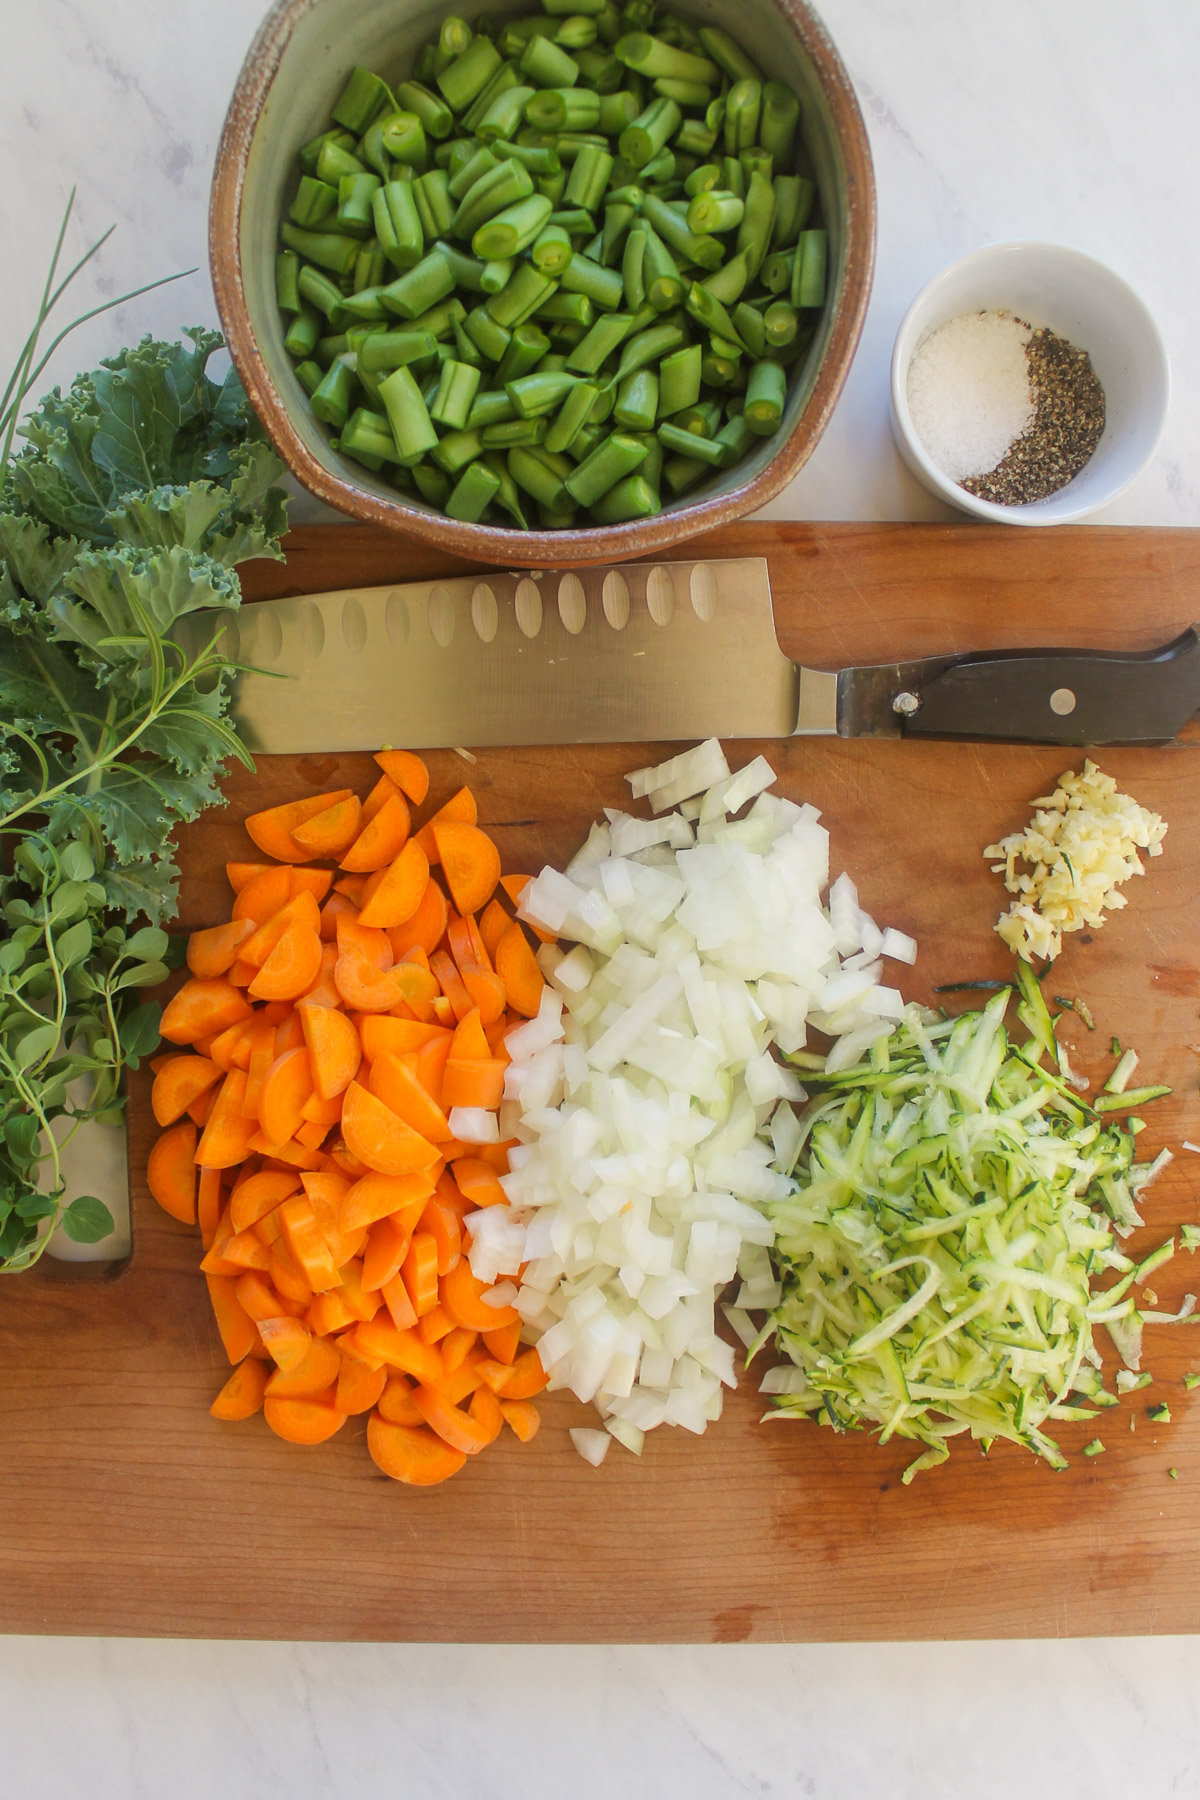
{"left": 2, "top": 522, "right": 1199, "bottom": 1644}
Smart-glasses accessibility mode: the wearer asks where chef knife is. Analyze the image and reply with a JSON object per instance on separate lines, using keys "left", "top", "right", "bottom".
{"left": 196, "top": 556, "right": 1200, "bottom": 751}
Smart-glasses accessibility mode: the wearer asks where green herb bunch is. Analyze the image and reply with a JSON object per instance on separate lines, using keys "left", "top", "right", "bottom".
{"left": 0, "top": 197, "right": 288, "bottom": 1269}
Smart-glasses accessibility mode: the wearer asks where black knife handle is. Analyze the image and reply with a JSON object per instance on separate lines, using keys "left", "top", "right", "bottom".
{"left": 903, "top": 628, "right": 1200, "bottom": 746}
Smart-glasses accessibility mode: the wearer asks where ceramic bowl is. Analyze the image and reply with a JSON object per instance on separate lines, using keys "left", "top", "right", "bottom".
{"left": 890, "top": 241, "right": 1170, "bottom": 525}
{"left": 211, "top": 0, "right": 875, "bottom": 566}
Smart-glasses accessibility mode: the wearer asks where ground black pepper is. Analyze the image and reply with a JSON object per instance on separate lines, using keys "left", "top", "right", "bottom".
{"left": 963, "top": 327, "right": 1105, "bottom": 505}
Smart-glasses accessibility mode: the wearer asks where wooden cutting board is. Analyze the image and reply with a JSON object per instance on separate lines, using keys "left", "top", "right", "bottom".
{"left": 3, "top": 520, "right": 1200, "bottom": 1645}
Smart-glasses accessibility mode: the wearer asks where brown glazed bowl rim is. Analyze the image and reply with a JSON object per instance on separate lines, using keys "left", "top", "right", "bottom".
{"left": 211, "top": 0, "right": 876, "bottom": 568}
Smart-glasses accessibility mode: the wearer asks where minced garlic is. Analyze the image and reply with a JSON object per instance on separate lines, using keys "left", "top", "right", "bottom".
{"left": 984, "top": 761, "right": 1166, "bottom": 963}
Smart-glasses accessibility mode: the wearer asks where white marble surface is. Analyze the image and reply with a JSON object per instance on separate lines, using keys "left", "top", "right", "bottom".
{"left": 2, "top": 0, "right": 1200, "bottom": 1790}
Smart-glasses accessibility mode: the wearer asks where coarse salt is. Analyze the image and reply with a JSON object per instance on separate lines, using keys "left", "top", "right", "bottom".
{"left": 906, "top": 310, "right": 1034, "bottom": 482}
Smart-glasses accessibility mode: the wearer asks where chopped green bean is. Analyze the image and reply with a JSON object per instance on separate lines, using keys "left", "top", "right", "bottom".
{"left": 445, "top": 459, "right": 501, "bottom": 521}
{"left": 744, "top": 358, "right": 787, "bottom": 434}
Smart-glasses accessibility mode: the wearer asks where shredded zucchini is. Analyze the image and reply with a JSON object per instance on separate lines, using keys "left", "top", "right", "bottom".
{"left": 762, "top": 983, "right": 1172, "bottom": 1482}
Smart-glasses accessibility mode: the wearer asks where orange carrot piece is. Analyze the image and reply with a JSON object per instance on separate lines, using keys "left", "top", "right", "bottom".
{"left": 415, "top": 1034, "right": 453, "bottom": 1109}
{"left": 302, "top": 1090, "right": 345, "bottom": 1127}
{"left": 295, "top": 1119, "right": 329, "bottom": 1153}
{"left": 289, "top": 868, "right": 334, "bottom": 904}
{"left": 431, "top": 997, "right": 454, "bottom": 1026}
{"left": 269, "top": 1241, "right": 315, "bottom": 1307}
{"left": 373, "top": 749, "right": 430, "bottom": 806}
{"left": 360, "top": 1015, "right": 450, "bottom": 1060}
{"left": 478, "top": 898, "right": 511, "bottom": 964}
{"left": 441, "top": 1327, "right": 478, "bottom": 1373}
{"left": 227, "top": 959, "right": 256, "bottom": 989}
{"left": 249, "top": 922, "right": 323, "bottom": 1003}
{"left": 482, "top": 1317, "right": 522, "bottom": 1365}
{"left": 361, "top": 771, "right": 402, "bottom": 826}
{"left": 376, "top": 1374, "right": 424, "bottom": 1426}
{"left": 433, "top": 821, "right": 501, "bottom": 918}
{"left": 187, "top": 918, "right": 256, "bottom": 981}
{"left": 258, "top": 1045, "right": 315, "bottom": 1147}
{"left": 367, "top": 1414, "right": 465, "bottom": 1484}
{"left": 241, "top": 1023, "right": 277, "bottom": 1122}
{"left": 206, "top": 1274, "right": 257, "bottom": 1364}
{"left": 454, "top": 1158, "right": 509, "bottom": 1210}
{"left": 460, "top": 968, "right": 505, "bottom": 1027}
{"left": 358, "top": 841, "right": 430, "bottom": 930}
{"left": 207, "top": 1018, "right": 257, "bottom": 1074}
{"left": 147, "top": 1118, "right": 198, "bottom": 1224}
{"left": 273, "top": 1008, "right": 306, "bottom": 1052}
{"left": 340, "top": 792, "right": 412, "bottom": 873}
{"left": 440, "top": 1256, "right": 519, "bottom": 1331}
{"left": 471, "top": 1355, "right": 518, "bottom": 1395}
{"left": 264, "top": 1393, "right": 346, "bottom": 1445}
{"left": 419, "top": 1192, "right": 462, "bottom": 1275}
{"left": 306, "top": 1291, "right": 355, "bottom": 1336}
{"left": 417, "top": 1303, "right": 455, "bottom": 1346}
{"left": 254, "top": 1207, "right": 284, "bottom": 1248}
{"left": 361, "top": 1213, "right": 417, "bottom": 1290}
{"left": 220, "top": 1230, "right": 273, "bottom": 1273}
{"left": 442, "top": 1058, "right": 506, "bottom": 1111}
{"left": 380, "top": 1270, "right": 419, "bottom": 1332}
{"left": 402, "top": 1229, "right": 440, "bottom": 1317}
{"left": 336, "top": 1352, "right": 388, "bottom": 1416}
{"left": 468, "top": 1382, "right": 505, "bottom": 1446}
{"left": 387, "top": 877, "right": 449, "bottom": 960}
{"left": 160, "top": 978, "right": 252, "bottom": 1046}
{"left": 240, "top": 890, "right": 323, "bottom": 969}
{"left": 227, "top": 860, "right": 273, "bottom": 894}
{"left": 231, "top": 865, "right": 293, "bottom": 926}
{"left": 336, "top": 1256, "right": 383, "bottom": 1322}
{"left": 415, "top": 787, "right": 477, "bottom": 862}
{"left": 279, "top": 1195, "right": 341, "bottom": 1292}
{"left": 151, "top": 1054, "right": 221, "bottom": 1128}
{"left": 500, "top": 1397, "right": 540, "bottom": 1442}
{"left": 429, "top": 951, "right": 474, "bottom": 1025}
{"left": 412, "top": 1382, "right": 493, "bottom": 1454}
{"left": 449, "top": 1008, "right": 491, "bottom": 1062}
{"left": 319, "top": 889, "right": 361, "bottom": 944}
{"left": 299, "top": 1003, "right": 362, "bottom": 1100}
{"left": 264, "top": 1331, "right": 341, "bottom": 1397}
{"left": 245, "top": 790, "right": 354, "bottom": 863}
{"left": 230, "top": 1168, "right": 302, "bottom": 1233}
{"left": 370, "top": 1052, "right": 453, "bottom": 1144}
{"left": 354, "top": 1316, "right": 444, "bottom": 1384}
{"left": 341, "top": 1081, "right": 440, "bottom": 1178}
{"left": 196, "top": 1071, "right": 258, "bottom": 1169}
{"left": 257, "top": 1314, "right": 313, "bottom": 1373}
{"left": 236, "top": 1270, "right": 300, "bottom": 1323}
{"left": 198, "top": 1166, "right": 224, "bottom": 1249}
{"left": 298, "top": 941, "right": 342, "bottom": 1009}
{"left": 291, "top": 794, "right": 362, "bottom": 858}
{"left": 339, "top": 1171, "right": 433, "bottom": 1235}
{"left": 494, "top": 922, "right": 545, "bottom": 1019}
{"left": 210, "top": 1358, "right": 269, "bottom": 1421}
{"left": 446, "top": 912, "right": 491, "bottom": 974}
{"left": 502, "top": 1346, "right": 550, "bottom": 1399}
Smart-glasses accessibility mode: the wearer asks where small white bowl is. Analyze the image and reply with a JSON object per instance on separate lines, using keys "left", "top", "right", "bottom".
{"left": 889, "top": 242, "right": 1169, "bottom": 524}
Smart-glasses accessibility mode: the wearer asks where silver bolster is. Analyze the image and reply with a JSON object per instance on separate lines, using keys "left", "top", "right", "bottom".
{"left": 792, "top": 666, "right": 839, "bottom": 736}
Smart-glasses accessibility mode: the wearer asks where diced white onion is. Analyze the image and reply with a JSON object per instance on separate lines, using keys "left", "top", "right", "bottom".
{"left": 569, "top": 1428, "right": 612, "bottom": 1467}
{"left": 447, "top": 1106, "right": 500, "bottom": 1144}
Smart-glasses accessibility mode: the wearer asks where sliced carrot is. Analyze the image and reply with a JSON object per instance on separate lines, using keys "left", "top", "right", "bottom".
{"left": 387, "top": 876, "right": 449, "bottom": 960}
{"left": 419, "top": 1192, "right": 462, "bottom": 1275}
{"left": 257, "top": 1314, "right": 313, "bottom": 1373}
{"left": 359, "top": 1015, "right": 450, "bottom": 1060}
{"left": 241, "top": 1023, "right": 277, "bottom": 1121}
{"left": 415, "top": 786, "right": 477, "bottom": 862}
{"left": 374, "top": 749, "right": 430, "bottom": 806}
{"left": 380, "top": 1270, "right": 419, "bottom": 1332}
{"left": 308, "top": 1291, "right": 355, "bottom": 1335}
{"left": 468, "top": 1382, "right": 505, "bottom": 1446}
{"left": 206, "top": 1274, "right": 257, "bottom": 1364}
{"left": 336, "top": 1256, "right": 383, "bottom": 1323}
{"left": 368, "top": 1415, "right": 465, "bottom": 1484}
{"left": 151, "top": 1055, "right": 221, "bottom": 1128}
{"left": 500, "top": 1398, "right": 540, "bottom": 1442}
{"left": 264, "top": 1393, "right": 346, "bottom": 1445}
{"left": 354, "top": 1316, "right": 444, "bottom": 1385}
{"left": 402, "top": 1230, "right": 440, "bottom": 1317}
{"left": 341, "top": 1081, "right": 440, "bottom": 1177}
{"left": 340, "top": 792, "right": 412, "bottom": 873}
{"left": 264, "top": 1331, "right": 340, "bottom": 1397}
{"left": 454, "top": 1157, "right": 509, "bottom": 1210}
{"left": 231, "top": 865, "right": 293, "bottom": 926}
{"left": 254, "top": 1206, "right": 284, "bottom": 1248}
{"left": 376, "top": 1374, "right": 424, "bottom": 1427}
{"left": 460, "top": 968, "right": 504, "bottom": 1026}
{"left": 299, "top": 1003, "right": 361, "bottom": 1100}
{"left": 249, "top": 1133, "right": 325, "bottom": 1171}
{"left": 370, "top": 1052, "right": 453, "bottom": 1144}
{"left": 207, "top": 1018, "right": 257, "bottom": 1074}
{"left": 390, "top": 959, "right": 439, "bottom": 1022}
{"left": 440, "top": 1256, "right": 519, "bottom": 1330}
{"left": 227, "top": 860, "right": 273, "bottom": 894}
{"left": 430, "top": 950, "right": 474, "bottom": 1025}
{"left": 415, "top": 1034, "right": 453, "bottom": 1109}
{"left": 417, "top": 1303, "right": 455, "bottom": 1345}
{"left": 160, "top": 977, "right": 252, "bottom": 1046}
{"left": 470, "top": 1355, "right": 517, "bottom": 1395}
{"left": 412, "top": 1382, "right": 493, "bottom": 1455}
{"left": 300, "top": 1168, "right": 353, "bottom": 1250}
{"left": 147, "top": 1118, "right": 198, "bottom": 1224}
{"left": 449, "top": 1008, "right": 491, "bottom": 1062}
{"left": 358, "top": 840, "right": 430, "bottom": 930}
{"left": 361, "top": 1213, "right": 417, "bottom": 1290}
{"left": 210, "top": 1358, "right": 269, "bottom": 1421}
{"left": 187, "top": 918, "right": 256, "bottom": 981}
{"left": 291, "top": 793, "right": 362, "bottom": 858}
{"left": 273, "top": 1009, "right": 306, "bottom": 1053}
{"left": 227, "top": 958, "right": 256, "bottom": 989}
{"left": 361, "top": 771, "right": 402, "bottom": 826}
{"left": 279, "top": 1195, "right": 341, "bottom": 1292}
{"left": 494, "top": 922, "right": 545, "bottom": 1019}
{"left": 220, "top": 1230, "right": 272, "bottom": 1273}
{"left": 433, "top": 821, "right": 501, "bottom": 918}
{"left": 302, "top": 1090, "right": 345, "bottom": 1127}
{"left": 298, "top": 941, "right": 342, "bottom": 1009}
{"left": 196, "top": 1071, "right": 259, "bottom": 1169}
{"left": 245, "top": 789, "right": 354, "bottom": 863}
{"left": 431, "top": 996, "right": 454, "bottom": 1027}
{"left": 269, "top": 1241, "right": 315, "bottom": 1307}
{"left": 335, "top": 873, "right": 369, "bottom": 906}
{"left": 478, "top": 898, "right": 511, "bottom": 964}
{"left": 258, "top": 1046, "right": 314, "bottom": 1148}
{"left": 198, "top": 1166, "right": 224, "bottom": 1248}
{"left": 295, "top": 1119, "right": 329, "bottom": 1153}
{"left": 230, "top": 1167, "right": 302, "bottom": 1234}
{"left": 482, "top": 1317, "right": 522, "bottom": 1365}
{"left": 320, "top": 889, "right": 361, "bottom": 943}
{"left": 334, "top": 949, "right": 408, "bottom": 1014}
{"left": 240, "top": 890, "right": 323, "bottom": 969}
{"left": 446, "top": 912, "right": 490, "bottom": 973}
{"left": 336, "top": 1352, "right": 388, "bottom": 1416}
{"left": 326, "top": 1136, "right": 371, "bottom": 1181}
{"left": 442, "top": 1058, "right": 506, "bottom": 1111}
{"left": 503, "top": 1346, "right": 550, "bottom": 1399}
{"left": 249, "top": 921, "right": 323, "bottom": 1003}
{"left": 236, "top": 1271, "right": 300, "bottom": 1323}
{"left": 441, "top": 1327, "right": 478, "bottom": 1373}
{"left": 289, "top": 868, "right": 334, "bottom": 904}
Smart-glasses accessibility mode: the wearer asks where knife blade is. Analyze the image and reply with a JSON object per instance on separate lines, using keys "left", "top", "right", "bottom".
{"left": 193, "top": 557, "right": 1200, "bottom": 751}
